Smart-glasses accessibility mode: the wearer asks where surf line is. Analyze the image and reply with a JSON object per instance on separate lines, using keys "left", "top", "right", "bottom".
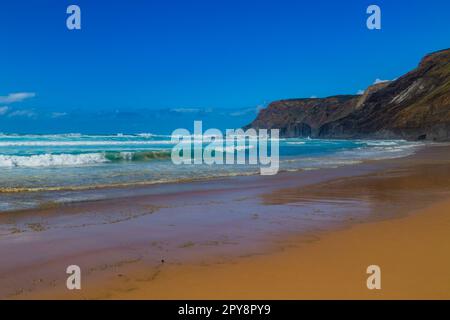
{"left": 171, "top": 121, "right": 279, "bottom": 175}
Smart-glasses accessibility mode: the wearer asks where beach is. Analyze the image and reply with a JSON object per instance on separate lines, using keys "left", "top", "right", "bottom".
{"left": 96, "top": 197, "right": 450, "bottom": 300}
{"left": 1, "top": 144, "right": 450, "bottom": 299}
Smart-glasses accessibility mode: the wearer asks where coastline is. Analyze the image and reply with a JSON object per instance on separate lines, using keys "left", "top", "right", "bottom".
{"left": 1, "top": 144, "right": 450, "bottom": 299}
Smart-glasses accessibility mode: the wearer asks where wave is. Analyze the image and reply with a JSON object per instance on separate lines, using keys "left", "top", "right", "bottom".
{"left": 364, "top": 140, "right": 402, "bottom": 146}
{"left": 213, "top": 145, "right": 254, "bottom": 153}
{"left": 0, "top": 140, "right": 175, "bottom": 147}
{"left": 0, "top": 153, "right": 108, "bottom": 168}
{"left": 286, "top": 141, "right": 306, "bottom": 145}
{"left": 336, "top": 144, "right": 422, "bottom": 160}
{"left": 104, "top": 150, "right": 171, "bottom": 161}
{"left": 0, "top": 132, "right": 166, "bottom": 138}
{"left": 136, "top": 133, "right": 172, "bottom": 138}
{"left": 0, "top": 133, "right": 84, "bottom": 138}
{"left": 0, "top": 138, "right": 251, "bottom": 147}
{"left": 0, "top": 150, "right": 172, "bottom": 168}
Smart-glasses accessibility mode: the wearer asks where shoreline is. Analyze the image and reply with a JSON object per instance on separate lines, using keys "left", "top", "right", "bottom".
{"left": 1, "top": 144, "right": 450, "bottom": 299}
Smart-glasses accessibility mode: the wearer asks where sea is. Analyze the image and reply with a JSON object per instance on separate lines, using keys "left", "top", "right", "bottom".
{"left": 0, "top": 133, "right": 423, "bottom": 212}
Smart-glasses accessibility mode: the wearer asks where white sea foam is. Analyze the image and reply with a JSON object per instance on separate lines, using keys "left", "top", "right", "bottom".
{"left": 365, "top": 141, "right": 400, "bottom": 146}
{"left": 286, "top": 141, "right": 306, "bottom": 145}
{"left": 0, "top": 138, "right": 252, "bottom": 147}
{"left": 213, "top": 145, "right": 254, "bottom": 153}
{"left": 136, "top": 133, "right": 172, "bottom": 138}
{"left": 0, "top": 153, "right": 108, "bottom": 168}
{"left": 336, "top": 143, "right": 422, "bottom": 160}
{"left": 0, "top": 140, "right": 175, "bottom": 147}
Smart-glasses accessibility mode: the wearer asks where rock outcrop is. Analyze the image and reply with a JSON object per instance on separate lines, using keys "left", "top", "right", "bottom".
{"left": 245, "top": 48, "right": 450, "bottom": 141}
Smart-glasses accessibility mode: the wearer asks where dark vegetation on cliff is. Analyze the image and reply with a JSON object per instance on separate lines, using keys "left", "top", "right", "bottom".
{"left": 245, "top": 49, "right": 450, "bottom": 141}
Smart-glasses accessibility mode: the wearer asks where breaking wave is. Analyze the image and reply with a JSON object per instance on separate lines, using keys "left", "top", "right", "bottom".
{"left": 0, "top": 140, "right": 175, "bottom": 147}
{"left": 0, "top": 150, "right": 172, "bottom": 168}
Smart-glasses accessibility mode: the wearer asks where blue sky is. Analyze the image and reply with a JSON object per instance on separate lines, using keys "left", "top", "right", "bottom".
{"left": 0, "top": 0, "right": 449, "bottom": 133}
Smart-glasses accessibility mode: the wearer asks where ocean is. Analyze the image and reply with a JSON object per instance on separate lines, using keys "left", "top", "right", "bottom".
{"left": 0, "top": 133, "right": 423, "bottom": 212}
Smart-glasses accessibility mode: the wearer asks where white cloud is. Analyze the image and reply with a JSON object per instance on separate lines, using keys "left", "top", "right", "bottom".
{"left": 51, "top": 112, "right": 68, "bottom": 118}
{"left": 373, "top": 78, "right": 389, "bottom": 85}
{"left": 256, "top": 104, "right": 265, "bottom": 112}
{"left": 7, "top": 109, "right": 36, "bottom": 118}
{"left": 0, "top": 106, "right": 9, "bottom": 115}
{"left": 356, "top": 89, "right": 365, "bottom": 95}
{"left": 0, "top": 92, "right": 36, "bottom": 104}
{"left": 229, "top": 105, "right": 263, "bottom": 117}
{"left": 229, "top": 110, "right": 248, "bottom": 116}
{"left": 310, "top": 95, "right": 317, "bottom": 99}
{"left": 171, "top": 108, "right": 200, "bottom": 113}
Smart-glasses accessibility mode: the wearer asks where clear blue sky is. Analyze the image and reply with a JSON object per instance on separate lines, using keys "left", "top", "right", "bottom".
{"left": 0, "top": 0, "right": 449, "bottom": 127}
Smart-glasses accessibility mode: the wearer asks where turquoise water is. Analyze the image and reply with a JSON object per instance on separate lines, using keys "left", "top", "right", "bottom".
{"left": 0, "top": 133, "right": 422, "bottom": 211}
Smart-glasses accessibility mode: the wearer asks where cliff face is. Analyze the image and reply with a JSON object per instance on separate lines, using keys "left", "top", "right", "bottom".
{"left": 245, "top": 49, "right": 450, "bottom": 141}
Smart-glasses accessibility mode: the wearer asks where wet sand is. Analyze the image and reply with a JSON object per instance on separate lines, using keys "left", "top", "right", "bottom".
{"left": 1, "top": 144, "right": 450, "bottom": 299}
{"left": 87, "top": 198, "right": 450, "bottom": 299}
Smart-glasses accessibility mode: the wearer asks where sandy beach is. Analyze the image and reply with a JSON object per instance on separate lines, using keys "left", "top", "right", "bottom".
{"left": 99, "top": 198, "right": 450, "bottom": 300}
{"left": 1, "top": 144, "right": 450, "bottom": 299}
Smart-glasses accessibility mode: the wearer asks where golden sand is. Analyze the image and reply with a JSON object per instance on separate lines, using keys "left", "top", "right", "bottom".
{"left": 88, "top": 198, "right": 449, "bottom": 300}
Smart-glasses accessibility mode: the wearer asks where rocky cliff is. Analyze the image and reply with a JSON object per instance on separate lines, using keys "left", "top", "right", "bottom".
{"left": 245, "top": 49, "right": 450, "bottom": 141}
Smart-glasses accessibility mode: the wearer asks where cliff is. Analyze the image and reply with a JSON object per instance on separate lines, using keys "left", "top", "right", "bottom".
{"left": 245, "top": 49, "right": 450, "bottom": 141}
